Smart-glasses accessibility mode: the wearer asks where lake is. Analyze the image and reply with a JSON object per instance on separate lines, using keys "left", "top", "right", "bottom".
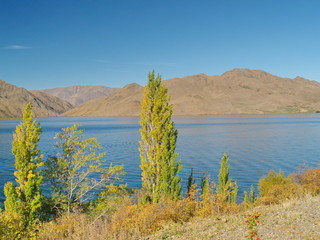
{"left": 1, "top": 113, "right": 320, "bottom": 202}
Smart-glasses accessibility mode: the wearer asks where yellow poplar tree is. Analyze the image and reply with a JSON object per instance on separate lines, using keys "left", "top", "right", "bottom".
{"left": 139, "top": 71, "right": 182, "bottom": 203}
{"left": 4, "top": 103, "right": 44, "bottom": 227}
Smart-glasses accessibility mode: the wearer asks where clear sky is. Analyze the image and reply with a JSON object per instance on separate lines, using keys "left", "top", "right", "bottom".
{"left": 1, "top": 0, "right": 320, "bottom": 90}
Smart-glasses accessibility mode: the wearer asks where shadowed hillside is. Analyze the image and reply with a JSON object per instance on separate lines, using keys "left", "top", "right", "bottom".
{"left": 0, "top": 80, "right": 73, "bottom": 119}
{"left": 63, "top": 83, "right": 143, "bottom": 117}
{"left": 41, "top": 85, "right": 118, "bottom": 106}
{"left": 63, "top": 69, "right": 320, "bottom": 117}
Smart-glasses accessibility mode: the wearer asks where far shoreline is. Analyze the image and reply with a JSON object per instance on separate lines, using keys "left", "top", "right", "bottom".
{"left": 1, "top": 111, "right": 319, "bottom": 121}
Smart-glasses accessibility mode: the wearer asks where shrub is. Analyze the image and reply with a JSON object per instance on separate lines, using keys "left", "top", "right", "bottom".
{"left": 258, "top": 170, "right": 302, "bottom": 204}
{"left": 89, "top": 184, "right": 133, "bottom": 220}
{"left": 110, "top": 199, "right": 197, "bottom": 238}
{"left": 294, "top": 167, "right": 320, "bottom": 196}
{"left": 0, "top": 211, "right": 37, "bottom": 240}
{"left": 38, "top": 213, "right": 91, "bottom": 240}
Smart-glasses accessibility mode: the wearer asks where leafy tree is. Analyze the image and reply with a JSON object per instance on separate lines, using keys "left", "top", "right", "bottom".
{"left": 4, "top": 103, "right": 44, "bottom": 227}
{"left": 44, "top": 124, "right": 124, "bottom": 214}
{"left": 139, "top": 71, "right": 182, "bottom": 203}
{"left": 216, "top": 153, "right": 237, "bottom": 202}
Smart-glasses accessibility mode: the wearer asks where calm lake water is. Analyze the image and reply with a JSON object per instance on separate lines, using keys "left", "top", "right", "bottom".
{"left": 1, "top": 114, "right": 320, "bottom": 202}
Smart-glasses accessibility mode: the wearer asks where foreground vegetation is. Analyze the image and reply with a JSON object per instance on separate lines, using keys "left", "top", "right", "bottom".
{"left": 149, "top": 194, "right": 320, "bottom": 240}
{"left": 1, "top": 165, "right": 319, "bottom": 239}
{"left": 1, "top": 72, "right": 319, "bottom": 239}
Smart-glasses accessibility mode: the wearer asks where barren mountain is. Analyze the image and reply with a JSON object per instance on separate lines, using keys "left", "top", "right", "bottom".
{"left": 41, "top": 85, "right": 118, "bottom": 106}
{"left": 0, "top": 80, "right": 73, "bottom": 119}
{"left": 63, "top": 69, "right": 320, "bottom": 117}
{"left": 63, "top": 83, "right": 143, "bottom": 116}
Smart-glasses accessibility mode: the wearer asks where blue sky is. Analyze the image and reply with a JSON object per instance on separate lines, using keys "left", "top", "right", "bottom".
{"left": 1, "top": 0, "right": 320, "bottom": 89}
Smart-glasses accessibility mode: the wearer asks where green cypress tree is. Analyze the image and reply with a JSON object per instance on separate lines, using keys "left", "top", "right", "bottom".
{"left": 139, "top": 71, "right": 182, "bottom": 203}
{"left": 4, "top": 103, "right": 43, "bottom": 227}
{"left": 249, "top": 185, "right": 256, "bottom": 203}
{"left": 217, "top": 153, "right": 231, "bottom": 199}
{"left": 217, "top": 153, "right": 238, "bottom": 202}
{"left": 187, "top": 168, "right": 196, "bottom": 198}
{"left": 243, "top": 190, "right": 249, "bottom": 204}
{"left": 201, "top": 175, "right": 211, "bottom": 200}
{"left": 243, "top": 185, "right": 255, "bottom": 205}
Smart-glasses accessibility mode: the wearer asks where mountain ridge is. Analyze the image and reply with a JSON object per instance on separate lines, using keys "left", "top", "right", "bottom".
{"left": 0, "top": 80, "right": 73, "bottom": 119}
{"left": 3, "top": 68, "right": 320, "bottom": 118}
{"left": 63, "top": 83, "right": 143, "bottom": 117}
{"left": 41, "top": 85, "right": 118, "bottom": 106}
{"left": 63, "top": 68, "right": 320, "bottom": 117}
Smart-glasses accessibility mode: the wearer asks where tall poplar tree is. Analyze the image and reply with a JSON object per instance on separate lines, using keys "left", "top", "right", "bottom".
{"left": 139, "top": 71, "right": 182, "bottom": 203}
{"left": 4, "top": 103, "right": 43, "bottom": 227}
{"left": 217, "top": 153, "right": 231, "bottom": 198}
{"left": 217, "top": 153, "right": 238, "bottom": 202}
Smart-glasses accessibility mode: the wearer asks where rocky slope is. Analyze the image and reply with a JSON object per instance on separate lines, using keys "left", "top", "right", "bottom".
{"left": 41, "top": 85, "right": 118, "bottom": 106}
{"left": 0, "top": 80, "right": 73, "bottom": 118}
{"left": 63, "top": 69, "right": 320, "bottom": 117}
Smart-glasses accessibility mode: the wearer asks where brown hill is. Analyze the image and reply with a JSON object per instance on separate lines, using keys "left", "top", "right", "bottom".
{"left": 63, "top": 83, "right": 143, "bottom": 117}
{"left": 41, "top": 85, "right": 118, "bottom": 106}
{"left": 0, "top": 80, "right": 73, "bottom": 119}
{"left": 63, "top": 69, "right": 320, "bottom": 117}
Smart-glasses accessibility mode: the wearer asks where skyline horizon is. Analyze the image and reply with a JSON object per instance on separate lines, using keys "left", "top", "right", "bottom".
{"left": 1, "top": 67, "right": 317, "bottom": 91}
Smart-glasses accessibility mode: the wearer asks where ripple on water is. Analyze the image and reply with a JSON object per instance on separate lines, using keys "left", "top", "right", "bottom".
{"left": 0, "top": 114, "right": 320, "bottom": 202}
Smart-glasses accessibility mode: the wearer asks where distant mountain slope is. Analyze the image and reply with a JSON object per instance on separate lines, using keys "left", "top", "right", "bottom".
{"left": 165, "top": 69, "right": 320, "bottom": 115}
{"left": 41, "top": 85, "right": 118, "bottom": 106}
{"left": 0, "top": 80, "right": 73, "bottom": 119}
{"left": 63, "top": 83, "right": 143, "bottom": 116}
{"left": 63, "top": 69, "right": 320, "bottom": 117}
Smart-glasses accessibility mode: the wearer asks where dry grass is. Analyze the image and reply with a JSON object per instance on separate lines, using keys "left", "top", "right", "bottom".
{"left": 37, "top": 167, "right": 320, "bottom": 240}
{"left": 37, "top": 197, "right": 240, "bottom": 240}
{"left": 149, "top": 195, "right": 320, "bottom": 240}
{"left": 6, "top": 167, "right": 320, "bottom": 239}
